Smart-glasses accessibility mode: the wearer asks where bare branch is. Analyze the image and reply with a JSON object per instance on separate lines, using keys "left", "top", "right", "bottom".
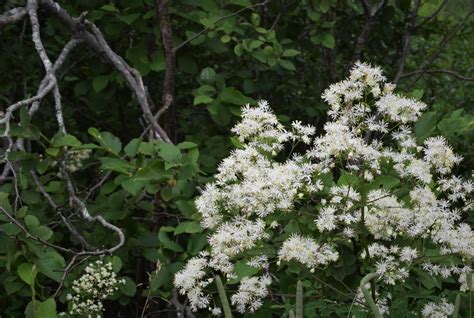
{"left": 349, "top": 0, "right": 387, "bottom": 67}
{"left": 393, "top": 0, "right": 421, "bottom": 84}
{"left": 38, "top": 0, "right": 172, "bottom": 143}
{"left": 156, "top": 0, "right": 176, "bottom": 122}
{"left": 408, "top": 10, "right": 474, "bottom": 86}
{"left": 0, "top": 7, "right": 27, "bottom": 27}
{"left": 173, "top": 1, "right": 269, "bottom": 53}
{"left": 414, "top": 0, "right": 447, "bottom": 30}
{"left": 0, "top": 206, "right": 73, "bottom": 254}
{"left": 400, "top": 69, "right": 474, "bottom": 81}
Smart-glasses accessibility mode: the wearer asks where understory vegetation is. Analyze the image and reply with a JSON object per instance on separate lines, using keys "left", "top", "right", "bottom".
{"left": 0, "top": 0, "right": 473, "bottom": 317}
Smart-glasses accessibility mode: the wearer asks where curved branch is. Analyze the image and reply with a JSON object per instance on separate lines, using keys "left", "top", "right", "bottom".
{"left": 0, "top": 7, "right": 27, "bottom": 27}
{"left": 400, "top": 69, "right": 474, "bottom": 81}
{"left": 393, "top": 0, "right": 421, "bottom": 84}
{"left": 38, "top": 0, "right": 172, "bottom": 143}
{"left": 348, "top": 0, "right": 387, "bottom": 68}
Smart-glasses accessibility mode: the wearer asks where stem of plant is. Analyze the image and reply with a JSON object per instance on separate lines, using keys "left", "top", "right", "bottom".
{"left": 215, "top": 275, "right": 233, "bottom": 318}
{"left": 453, "top": 293, "right": 461, "bottom": 318}
{"left": 296, "top": 280, "right": 303, "bottom": 318}
{"left": 360, "top": 273, "right": 382, "bottom": 318}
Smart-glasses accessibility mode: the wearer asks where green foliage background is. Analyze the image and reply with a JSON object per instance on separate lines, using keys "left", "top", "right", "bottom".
{"left": 0, "top": 0, "right": 473, "bottom": 316}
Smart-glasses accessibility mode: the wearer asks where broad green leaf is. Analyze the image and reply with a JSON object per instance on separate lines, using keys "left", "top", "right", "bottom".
{"left": 121, "top": 178, "right": 145, "bottom": 196}
{"left": 174, "top": 221, "right": 202, "bottom": 235}
{"left": 279, "top": 60, "right": 296, "bottom": 71}
{"left": 52, "top": 134, "right": 81, "bottom": 147}
{"left": 92, "top": 75, "right": 109, "bottom": 93}
{"left": 124, "top": 138, "right": 141, "bottom": 158}
{"left": 37, "top": 298, "right": 57, "bottom": 318}
{"left": 99, "top": 157, "right": 134, "bottom": 174}
{"left": 193, "top": 95, "right": 214, "bottom": 105}
{"left": 24, "top": 215, "right": 39, "bottom": 229}
{"left": 97, "top": 131, "right": 122, "bottom": 154}
{"left": 219, "top": 87, "right": 255, "bottom": 105}
{"left": 200, "top": 67, "right": 216, "bottom": 83}
{"left": 320, "top": 0, "right": 330, "bottom": 13}
{"left": 282, "top": 49, "right": 301, "bottom": 57}
{"left": 415, "top": 111, "right": 437, "bottom": 141}
{"left": 177, "top": 141, "right": 198, "bottom": 150}
{"left": 322, "top": 33, "right": 335, "bottom": 49}
{"left": 119, "top": 276, "right": 137, "bottom": 296}
{"left": 157, "top": 142, "right": 182, "bottom": 163}
{"left": 118, "top": 13, "right": 141, "bottom": 25}
{"left": 17, "top": 263, "right": 36, "bottom": 285}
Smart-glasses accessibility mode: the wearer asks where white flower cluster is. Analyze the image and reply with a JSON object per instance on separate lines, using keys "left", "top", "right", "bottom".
{"left": 277, "top": 234, "right": 339, "bottom": 272}
{"left": 230, "top": 274, "right": 272, "bottom": 313}
{"left": 175, "top": 61, "right": 473, "bottom": 315}
{"left": 363, "top": 243, "right": 417, "bottom": 285}
{"left": 174, "top": 252, "right": 213, "bottom": 311}
{"left": 65, "top": 149, "right": 92, "bottom": 173}
{"left": 421, "top": 298, "right": 454, "bottom": 318}
{"left": 67, "top": 260, "right": 124, "bottom": 316}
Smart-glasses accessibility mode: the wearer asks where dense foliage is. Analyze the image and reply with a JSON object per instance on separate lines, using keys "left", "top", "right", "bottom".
{"left": 0, "top": 0, "right": 473, "bottom": 317}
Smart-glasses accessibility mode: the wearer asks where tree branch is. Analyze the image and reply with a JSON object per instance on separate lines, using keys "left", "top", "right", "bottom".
{"left": 400, "top": 69, "right": 474, "bottom": 81}
{"left": 0, "top": 7, "right": 27, "bottom": 27}
{"left": 393, "top": 0, "right": 421, "bottom": 84}
{"left": 38, "top": 0, "right": 172, "bottom": 143}
{"left": 349, "top": 0, "right": 387, "bottom": 68}
{"left": 408, "top": 10, "right": 474, "bottom": 86}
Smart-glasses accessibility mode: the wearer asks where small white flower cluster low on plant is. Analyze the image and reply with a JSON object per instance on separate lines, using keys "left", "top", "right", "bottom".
{"left": 66, "top": 260, "right": 124, "bottom": 316}
{"left": 174, "top": 61, "right": 473, "bottom": 315}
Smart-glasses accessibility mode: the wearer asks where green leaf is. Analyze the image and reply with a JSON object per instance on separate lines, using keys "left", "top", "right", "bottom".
{"left": 220, "top": 35, "right": 231, "bottom": 43}
{"left": 17, "top": 263, "right": 36, "bottom": 285}
{"left": 322, "top": 33, "right": 335, "bottom": 49}
{"left": 193, "top": 95, "right": 214, "bottom": 105}
{"left": 24, "top": 215, "right": 39, "bottom": 229}
{"left": 37, "top": 298, "right": 57, "bottom": 318}
{"left": 119, "top": 276, "right": 137, "bottom": 296}
{"left": 219, "top": 87, "right": 255, "bottom": 105}
{"left": 158, "top": 230, "right": 184, "bottom": 252}
{"left": 124, "top": 138, "right": 141, "bottom": 158}
{"left": 99, "top": 157, "right": 134, "bottom": 174}
{"left": 97, "top": 131, "right": 122, "bottom": 154}
{"left": 177, "top": 141, "right": 198, "bottom": 150}
{"left": 157, "top": 142, "right": 182, "bottom": 163}
{"left": 121, "top": 177, "right": 145, "bottom": 195}
{"left": 52, "top": 134, "right": 81, "bottom": 147}
{"left": 111, "top": 256, "right": 123, "bottom": 272}
{"left": 415, "top": 111, "right": 437, "bottom": 141}
{"left": 92, "top": 75, "right": 110, "bottom": 93}
{"left": 279, "top": 60, "right": 296, "bottom": 71}
{"left": 36, "top": 250, "right": 65, "bottom": 282}
{"left": 234, "top": 44, "right": 243, "bottom": 56}
{"left": 319, "top": 0, "right": 331, "bottom": 13}
{"left": 282, "top": 49, "right": 301, "bottom": 57}
{"left": 174, "top": 221, "right": 203, "bottom": 235}
{"left": 200, "top": 67, "right": 217, "bottom": 83}
{"left": 150, "top": 51, "right": 165, "bottom": 72}
{"left": 186, "top": 233, "right": 208, "bottom": 255}
{"left": 118, "top": 13, "right": 141, "bottom": 25}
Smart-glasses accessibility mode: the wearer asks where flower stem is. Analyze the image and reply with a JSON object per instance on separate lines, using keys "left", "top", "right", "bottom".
{"left": 215, "top": 275, "right": 233, "bottom": 318}
{"left": 360, "top": 273, "right": 382, "bottom": 318}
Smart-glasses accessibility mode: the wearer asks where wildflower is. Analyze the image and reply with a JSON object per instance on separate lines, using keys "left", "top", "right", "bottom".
{"left": 230, "top": 275, "right": 272, "bottom": 313}
{"left": 67, "top": 261, "right": 123, "bottom": 316}
{"left": 421, "top": 298, "right": 454, "bottom": 318}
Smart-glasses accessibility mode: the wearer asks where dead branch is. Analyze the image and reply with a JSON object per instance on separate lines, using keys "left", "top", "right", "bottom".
{"left": 349, "top": 0, "right": 387, "bottom": 67}
{"left": 38, "top": 0, "right": 172, "bottom": 143}
{"left": 393, "top": 0, "right": 421, "bottom": 84}
{"left": 400, "top": 69, "right": 474, "bottom": 81}
{"left": 0, "top": 7, "right": 27, "bottom": 27}
{"left": 408, "top": 10, "right": 474, "bottom": 86}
